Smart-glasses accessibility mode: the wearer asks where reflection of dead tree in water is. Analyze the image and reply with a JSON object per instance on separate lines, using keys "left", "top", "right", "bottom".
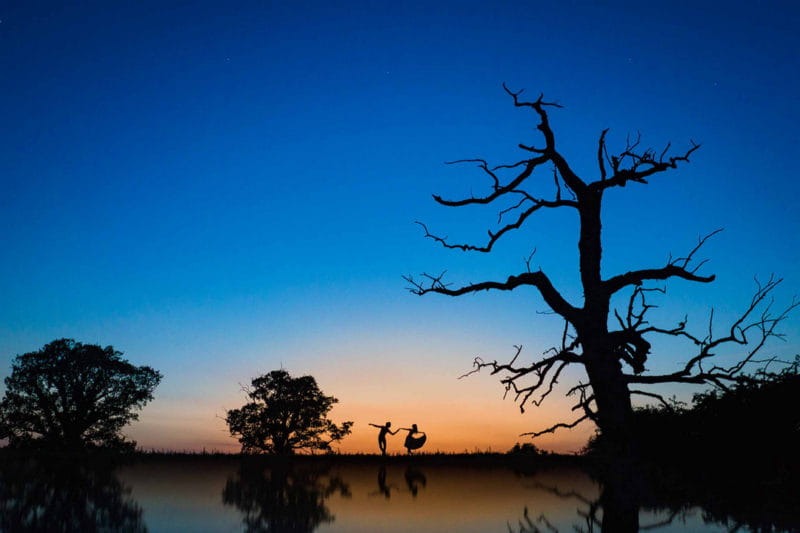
{"left": 525, "top": 481, "right": 603, "bottom": 533}
{"left": 406, "top": 84, "right": 798, "bottom": 454}
{"left": 508, "top": 506, "right": 559, "bottom": 533}
{"left": 510, "top": 476, "right": 686, "bottom": 533}
{"left": 521, "top": 466, "right": 800, "bottom": 533}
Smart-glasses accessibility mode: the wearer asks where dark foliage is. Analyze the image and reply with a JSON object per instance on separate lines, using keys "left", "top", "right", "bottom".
{"left": 0, "top": 457, "right": 146, "bottom": 532}
{"left": 508, "top": 442, "right": 543, "bottom": 456}
{"left": 0, "top": 339, "right": 161, "bottom": 451}
{"left": 226, "top": 370, "right": 353, "bottom": 455}
{"left": 688, "top": 361, "right": 800, "bottom": 463}
{"left": 222, "top": 462, "right": 350, "bottom": 532}
{"left": 645, "top": 474, "right": 800, "bottom": 533}
{"left": 587, "top": 359, "right": 800, "bottom": 471}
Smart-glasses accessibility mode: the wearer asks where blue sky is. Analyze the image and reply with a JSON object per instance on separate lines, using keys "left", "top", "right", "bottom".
{"left": 1, "top": 1, "right": 798, "bottom": 452}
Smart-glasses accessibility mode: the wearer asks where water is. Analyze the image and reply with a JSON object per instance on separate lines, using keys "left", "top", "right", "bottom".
{"left": 0, "top": 456, "right": 795, "bottom": 532}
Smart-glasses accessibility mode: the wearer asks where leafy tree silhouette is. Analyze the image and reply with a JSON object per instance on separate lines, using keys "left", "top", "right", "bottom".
{"left": 0, "top": 339, "right": 161, "bottom": 451}
{"left": 406, "top": 85, "right": 797, "bottom": 454}
{"left": 226, "top": 370, "right": 353, "bottom": 455}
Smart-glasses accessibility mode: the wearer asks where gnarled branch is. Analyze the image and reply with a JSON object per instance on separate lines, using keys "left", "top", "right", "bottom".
{"left": 591, "top": 134, "right": 700, "bottom": 191}
{"left": 404, "top": 270, "right": 580, "bottom": 324}
{"left": 628, "top": 276, "right": 798, "bottom": 387}
{"left": 604, "top": 230, "right": 722, "bottom": 295}
{"left": 521, "top": 414, "right": 591, "bottom": 438}
{"left": 502, "top": 83, "right": 587, "bottom": 195}
{"left": 433, "top": 156, "right": 550, "bottom": 206}
{"left": 416, "top": 192, "right": 576, "bottom": 253}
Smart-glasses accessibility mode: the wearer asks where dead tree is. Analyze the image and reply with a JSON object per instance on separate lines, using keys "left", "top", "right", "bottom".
{"left": 405, "top": 85, "right": 796, "bottom": 451}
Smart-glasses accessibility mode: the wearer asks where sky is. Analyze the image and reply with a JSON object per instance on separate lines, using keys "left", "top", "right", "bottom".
{"left": 1, "top": 1, "right": 799, "bottom": 454}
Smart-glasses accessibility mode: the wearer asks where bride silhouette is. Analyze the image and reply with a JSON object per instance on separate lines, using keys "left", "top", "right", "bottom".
{"left": 399, "top": 424, "right": 426, "bottom": 454}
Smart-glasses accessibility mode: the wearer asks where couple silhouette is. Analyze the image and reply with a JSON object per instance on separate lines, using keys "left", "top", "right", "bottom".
{"left": 369, "top": 421, "right": 427, "bottom": 455}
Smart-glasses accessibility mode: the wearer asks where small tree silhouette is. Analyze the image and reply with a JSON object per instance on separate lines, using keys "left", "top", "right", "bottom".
{"left": 406, "top": 85, "right": 797, "bottom": 452}
{"left": 0, "top": 338, "right": 161, "bottom": 451}
{"left": 226, "top": 370, "right": 353, "bottom": 454}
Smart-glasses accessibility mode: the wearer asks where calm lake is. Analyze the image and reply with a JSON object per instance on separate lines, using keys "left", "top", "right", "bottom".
{"left": 0, "top": 456, "right": 795, "bottom": 532}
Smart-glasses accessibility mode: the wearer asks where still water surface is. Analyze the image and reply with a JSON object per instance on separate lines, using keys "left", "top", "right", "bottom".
{"left": 0, "top": 457, "right": 791, "bottom": 532}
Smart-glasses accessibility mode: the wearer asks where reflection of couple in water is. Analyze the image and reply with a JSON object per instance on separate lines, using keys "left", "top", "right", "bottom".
{"left": 368, "top": 422, "right": 427, "bottom": 455}
{"left": 374, "top": 465, "right": 427, "bottom": 499}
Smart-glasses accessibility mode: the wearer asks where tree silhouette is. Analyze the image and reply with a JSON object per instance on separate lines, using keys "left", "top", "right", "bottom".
{"left": 0, "top": 339, "right": 161, "bottom": 451}
{"left": 226, "top": 370, "right": 353, "bottom": 455}
{"left": 406, "top": 85, "right": 797, "bottom": 452}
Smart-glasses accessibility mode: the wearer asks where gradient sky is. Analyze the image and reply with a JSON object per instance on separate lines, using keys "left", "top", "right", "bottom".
{"left": 1, "top": 1, "right": 799, "bottom": 453}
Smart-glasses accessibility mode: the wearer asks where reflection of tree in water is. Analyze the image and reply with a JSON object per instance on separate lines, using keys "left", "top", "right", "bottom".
{"left": 0, "top": 458, "right": 146, "bottom": 532}
{"left": 509, "top": 486, "right": 696, "bottom": 532}
{"left": 509, "top": 506, "right": 559, "bottom": 533}
{"left": 510, "top": 476, "right": 660, "bottom": 533}
{"left": 222, "top": 462, "right": 350, "bottom": 533}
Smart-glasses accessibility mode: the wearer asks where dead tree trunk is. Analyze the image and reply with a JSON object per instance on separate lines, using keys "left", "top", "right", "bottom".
{"left": 584, "top": 355, "right": 634, "bottom": 450}
{"left": 575, "top": 186, "right": 636, "bottom": 450}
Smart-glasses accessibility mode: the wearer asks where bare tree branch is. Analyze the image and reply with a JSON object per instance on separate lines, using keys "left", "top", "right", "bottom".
{"left": 459, "top": 341, "right": 584, "bottom": 418}
{"left": 434, "top": 156, "right": 550, "bottom": 206}
{"left": 597, "top": 128, "right": 610, "bottom": 181}
{"left": 521, "top": 414, "right": 591, "bottom": 438}
{"left": 629, "top": 276, "right": 798, "bottom": 386}
{"left": 415, "top": 193, "right": 576, "bottom": 254}
{"left": 591, "top": 136, "right": 701, "bottom": 191}
{"left": 502, "top": 84, "right": 588, "bottom": 195}
{"left": 404, "top": 270, "right": 580, "bottom": 323}
{"left": 629, "top": 389, "right": 672, "bottom": 409}
{"left": 604, "top": 230, "right": 722, "bottom": 295}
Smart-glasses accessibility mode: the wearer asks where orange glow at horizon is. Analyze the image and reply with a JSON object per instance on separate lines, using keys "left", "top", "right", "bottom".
{"left": 130, "top": 400, "right": 594, "bottom": 455}
{"left": 128, "top": 342, "right": 596, "bottom": 455}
